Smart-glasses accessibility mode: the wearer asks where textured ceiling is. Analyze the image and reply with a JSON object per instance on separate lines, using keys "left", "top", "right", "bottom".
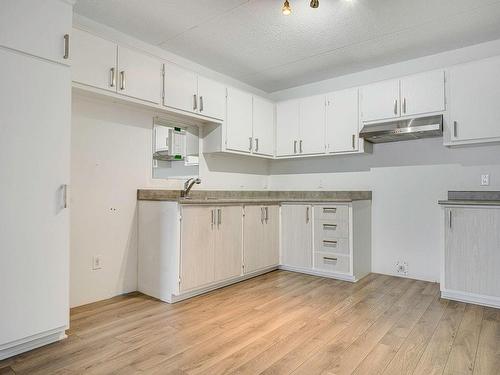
{"left": 74, "top": 0, "right": 500, "bottom": 92}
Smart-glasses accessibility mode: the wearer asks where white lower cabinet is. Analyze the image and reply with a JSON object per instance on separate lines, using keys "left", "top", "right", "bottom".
{"left": 281, "top": 205, "right": 313, "bottom": 268}
{"left": 442, "top": 206, "right": 500, "bottom": 308}
{"left": 180, "top": 205, "right": 242, "bottom": 292}
{"left": 243, "top": 205, "right": 280, "bottom": 274}
{"left": 281, "top": 202, "right": 371, "bottom": 282}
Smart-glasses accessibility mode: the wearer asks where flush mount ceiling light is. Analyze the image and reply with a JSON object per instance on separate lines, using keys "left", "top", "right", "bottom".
{"left": 282, "top": 0, "right": 319, "bottom": 15}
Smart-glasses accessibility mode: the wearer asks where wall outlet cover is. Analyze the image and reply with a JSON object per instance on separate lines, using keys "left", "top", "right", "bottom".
{"left": 395, "top": 261, "right": 408, "bottom": 276}
{"left": 481, "top": 174, "right": 490, "bottom": 186}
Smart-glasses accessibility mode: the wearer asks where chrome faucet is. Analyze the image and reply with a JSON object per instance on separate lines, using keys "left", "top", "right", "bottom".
{"left": 181, "top": 178, "right": 201, "bottom": 198}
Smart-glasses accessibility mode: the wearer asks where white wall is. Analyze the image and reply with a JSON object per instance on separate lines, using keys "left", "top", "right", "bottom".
{"left": 268, "top": 40, "right": 500, "bottom": 282}
{"left": 71, "top": 95, "right": 268, "bottom": 307}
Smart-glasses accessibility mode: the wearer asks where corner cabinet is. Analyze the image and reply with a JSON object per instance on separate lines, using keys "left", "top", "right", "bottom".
{"left": 281, "top": 202, "right": 371, "bottom": 282}
{"left": 442, "top": 206, "right": 500, "bottom": 308}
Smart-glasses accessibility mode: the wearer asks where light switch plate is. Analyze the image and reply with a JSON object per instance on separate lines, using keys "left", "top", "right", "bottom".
{"left": 481, "top": 174, "right": 490, "bottom": 186}
{"left": 92, "top": 255, "right": 103, "bottom": 270}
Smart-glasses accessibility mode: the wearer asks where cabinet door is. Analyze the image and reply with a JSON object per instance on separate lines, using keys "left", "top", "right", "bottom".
{"left": 180, "top": 206, "right": 215, "bottom": 292}
{"left": 214, "top": 206, "right": 243, "bottom": 281}
{"left": 252, "top": 97, "right": 275, "bottom": 157}
{"left": 445, "top": 208, "right": 500, "bottom": 297}
{"left": 1, "top": 49, "right": 70, "bottom": 345}
{"left": 117, "top": 46, "right": 162, "bottom": 104}
{"left": 198, "top": 76, "right": 226, "bottom": 120}
{"left": 243, "top": 206, "right": 264, "bottom": 274}
{"left": 226, "top": 87, "right": 253, "bottom": 153}
{"left": 164, "top": 63, "right": 198, "bottom": 113}
{"left": 0, "top": 0, "right": 72, "bottom": 65}
{"left": 448, "top": 57, "right": 500, "bottom": 142}
{"left": 71, "top": 29, "right": 117, "bottom": 92}
{"left": 400, "top": 70, "right": 445, "bottom": 116}
{"left": 299, "top": 95, "right": 326, "bottom": 155}
{"left": 263, "top": 206, "right": 280, "bottom": 267}
{"left": 281, "top": 205, "right": 312, "bottom": 269}
{"left": 326, "top": 88, "right": 359, "bottom": 153}
{"left": 360, "top": 79, "right": 400, "bottom": 122}
{"left": 276, "top": 100, "right": 300, "bottom": 156}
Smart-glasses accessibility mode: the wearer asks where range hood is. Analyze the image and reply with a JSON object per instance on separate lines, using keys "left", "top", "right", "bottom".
{"left": 359, "top": 114, "right": 443, "bottom": 143}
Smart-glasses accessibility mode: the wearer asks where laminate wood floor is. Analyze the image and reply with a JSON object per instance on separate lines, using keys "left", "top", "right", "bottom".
{"left": 1, "top": 271, "right": 499, "bottom": 374}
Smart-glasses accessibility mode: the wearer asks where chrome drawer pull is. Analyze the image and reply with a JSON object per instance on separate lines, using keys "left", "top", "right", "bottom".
{"left": 323, "top": 224, "right": 337, "bottom": 229}
{"left": 323, "top": 256, "right": 338, "bottom": 261}
{"left": 323, "top": 208, "right": 337, "bottom": 213}
{"left": 323, "top": 240, "right": 338, "bottom": 246}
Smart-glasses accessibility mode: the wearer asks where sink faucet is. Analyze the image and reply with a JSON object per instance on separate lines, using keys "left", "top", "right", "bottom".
{"left": 181, "top": 178, "right": 201, "bottom": 198}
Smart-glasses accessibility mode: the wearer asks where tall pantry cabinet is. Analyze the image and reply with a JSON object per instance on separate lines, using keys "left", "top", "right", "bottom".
{"left": 0, "top": 0, "right": 73, "bottom": 360}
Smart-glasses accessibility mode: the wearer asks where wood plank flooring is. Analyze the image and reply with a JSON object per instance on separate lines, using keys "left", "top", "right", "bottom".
{"left": 1, "top": 271, "right": 499, "bottom": 374}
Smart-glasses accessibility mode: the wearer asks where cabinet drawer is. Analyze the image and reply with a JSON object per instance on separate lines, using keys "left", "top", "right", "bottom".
{"left": 314, "top": 253, "right": 350, "bottom": 274}
{"left": 314, "top": 237, "right": 349, "bottom": 255}
{"left": 315, "top": 220, "right": 348, "bottom": 239}
{"left": 314, "top": 205, "right": 348, "bottom": 221}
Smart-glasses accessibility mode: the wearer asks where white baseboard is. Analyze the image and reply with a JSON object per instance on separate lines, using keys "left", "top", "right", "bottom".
{"left": 278, "top": 265, "right": 357, "bottom": 282}
{"left": 441, "top": 289, "right": 500, "bottom": 309}
{"left": 0, "top": 326, "right": 67, "bottom": 360}
{"left": 169, "top": 266, "right": 279, "bottom": 303}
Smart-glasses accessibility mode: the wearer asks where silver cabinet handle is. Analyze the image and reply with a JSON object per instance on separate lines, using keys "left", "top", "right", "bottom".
{"left": 323, "top": 256, "right": 338, "bottom": 261}
{"left": 63, "top": 34, "right": 70, "bottom": 59}
{"left": 293, "top": 140, "right": 297, "bottom": 154}
{"left": 306, "top": 206, "right": 310, "bottom": 223}
{"left": 352, "top": 134, "right": 356, "bottom": 149}
{"left": 217, "top": 208, "right": 222, "bottom": 227}
{"left": 403, "top": 98, "right": 407, "bottom": 114}
{"left": 63, "top": 184, "right": 68, "bottom": 209}
{"left": 453, "top": 121, "right": 458, "bottom": 138}
{"left": 323, "top": 240, "right": 338, "bottom": 246}
{"left": 119, "top": 71, "right": 125, "bottom": 90}
{"left": 394, "top": 99, "right": 398, "bottom": 115}
{"left": 211, "top": 209, "right": 215, "bottom": 229}
{"left": 299, "top": 140, "right": 303, "bottom": 153}
{"left": 323, "top": 224, "right": 337, "bottom": 229}
{"left": 249, "top": 137, "right": 253, "bottom": 151}
{"left": 193, "top": 94, "right": 198, "bottom": 111}
{"left": 449, "top": 210, "right": 452, "bottom": 229}
{"left": 265, "top": 206, "right": 269, "bottom": 222}
{"left": 255, "top": 138, "right": 259, "bottom": 152}
{"left": 260, "top": 207, "right": 264, "bottom": 223}
{"left": 323, "top": 207, "right": 337, "bottom": 213}
{"left": 109, "top": 68, "right": 116, "bottom": 87}
{"left": 199, "top": 96, "right": 204, "bottom": 112}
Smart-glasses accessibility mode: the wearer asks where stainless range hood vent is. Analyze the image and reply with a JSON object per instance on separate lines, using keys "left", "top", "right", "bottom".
{"left": 359, "top": 114, "right": 443, "bottom": 143}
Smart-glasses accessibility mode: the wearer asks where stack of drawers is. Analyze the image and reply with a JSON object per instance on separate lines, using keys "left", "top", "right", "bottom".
{"left": 313, "top": 205, "right": 350, "bottom": 275}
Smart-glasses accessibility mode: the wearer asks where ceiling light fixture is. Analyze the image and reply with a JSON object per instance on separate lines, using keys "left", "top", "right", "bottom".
{"left": 282, "top": 0, "right": 292, "bottom": 15}
{"left": 282, "top": 1, "right": 320, "bottom": 15}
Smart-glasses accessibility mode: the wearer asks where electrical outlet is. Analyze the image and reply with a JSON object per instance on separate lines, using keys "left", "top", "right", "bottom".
{"left": 481, "top": 174, "right": 490, "bottom": 186}
{"left": 395, "top": 261, "right": 408, "bottom": 276}
{"left": 92, "top": 255, "right": 103, "bottom": 270}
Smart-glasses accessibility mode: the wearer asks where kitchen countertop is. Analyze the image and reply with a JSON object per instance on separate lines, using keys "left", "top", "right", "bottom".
{"left": 438, "top": 191, "right": 500, "bottom": 206}
{"left": 137, "top": 189, "right": 372, "bottom": 204}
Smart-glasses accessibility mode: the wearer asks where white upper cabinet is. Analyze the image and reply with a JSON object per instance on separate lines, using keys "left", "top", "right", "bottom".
{"left": 299, "top": 95, "right": 326, "bottom": 155}
{"left": 252, "top": 97, "right": 275, "bottom": 157}
{"left": 226, "top": 87, "right": 253, "bottom": 153}
{"left": 448, "top": 57, "right": 500, "bottom": 143}
{"left": 400, "top": 70, "right": 445, "bottom": 116}
{"left": 326, "top": 88, "right": 359, "bottom": 153}
{"left": 72, "top": 29, "right": 117, "bottom": 92}
{"left": 163, "top": 63, "right": 198, "bottom": 113}
{"left": 0, "top": 0, "right": 72, "bottom": 65}
{"left": 163, "top": 63, "right": 226, "bottom": 121}
{"left": 360, "top": 79, "right": 400, "bottom": 122}
{"left": 197, "top": 76, "right": 226, "bottom": 120}
{"left": 276, "top": 100, "right": 300, "bottom": 156}
{"left": 117, "top": 46, "right": 162, "bottom": 104}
